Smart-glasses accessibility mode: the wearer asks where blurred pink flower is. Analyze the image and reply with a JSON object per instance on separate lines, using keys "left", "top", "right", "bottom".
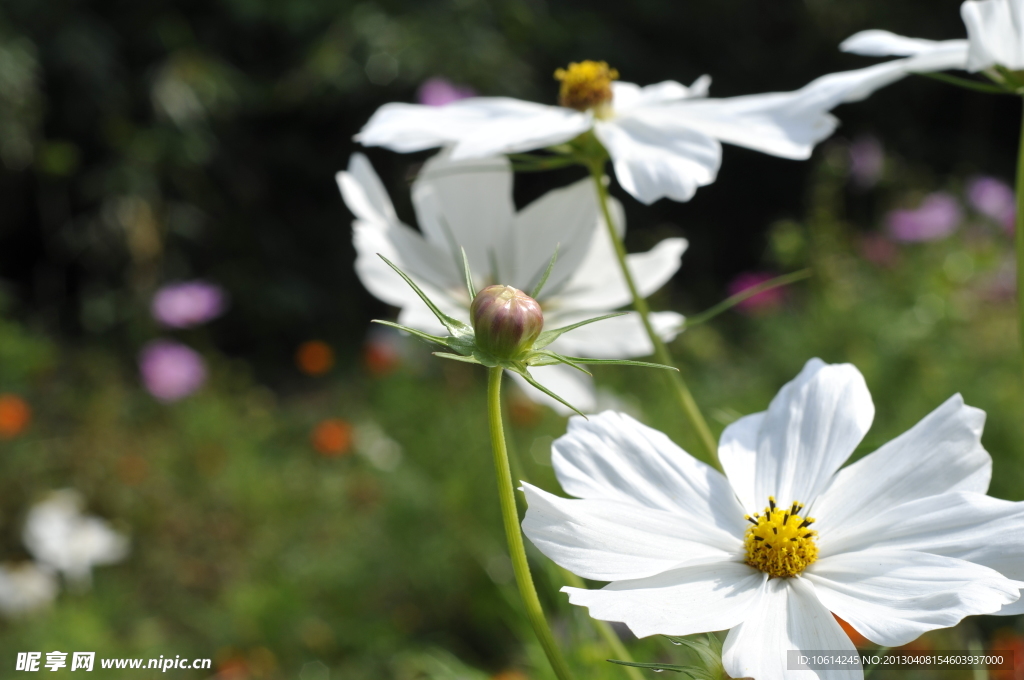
{"left": 416, "top": 77, "right": 476, "bottom": 107}
{"left": 967, "top": 176, "right": 1015, "bottom": 233}
{"left": 139, "top": 340, "right": 207, "bottom": 402}
{"left": 728, "top": 272, "right": 785, "bottom": 313}
{"left": 151, "top": 281, "right": 227, "bottom": 328}
{"left": 848, "top": 135, "right": 884, "bottom": 188}
{"left": 885, "top": 192, "right": 963, "bottom": 242}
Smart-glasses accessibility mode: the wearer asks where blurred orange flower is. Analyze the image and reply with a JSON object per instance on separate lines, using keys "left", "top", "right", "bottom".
{"left": 834, "top": 614, "right": 868, "bottom": 648}
{"left": 311, "top": 419, "right": 353, "bottom": 457}
{"left": 990, "top": 629, "right": 1024, "bottom": 680}
{"left": 0, "top": 394, "right": 31, "bottom": 439}
{"left": 364, "top": 340, "right": 400, "bottom": 376}
{"left": 491, "top": 671, "right": 528, "bottom": 680}
{"left": 295, "top": 340, "right": 335, "bottom": 376}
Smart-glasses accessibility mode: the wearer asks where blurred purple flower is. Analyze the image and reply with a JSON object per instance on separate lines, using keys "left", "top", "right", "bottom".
{"left": 848, "top": 135, "right": 884, "bottom": 188}
{"left": 967, "top": 176, "right": 1015, "bottom": 233}
{"left": 139, "top": 340, "right": 207, "bottom": 402}
{"left": 728, "top": 272, "right": 785, "bottom": 314}
{"left": 416, "top": 77, "right": 476, "bottom": 107}
{"left": 885, "top": 192, "right": 963, "bottom": 242}
{"left": 151, "top": 281, "right": 227, "bottom": 328}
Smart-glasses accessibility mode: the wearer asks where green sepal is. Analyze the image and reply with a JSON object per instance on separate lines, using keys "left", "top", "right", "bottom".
{"left": 916, "top": 70, "right": 1010, "bottom": 95}
{"left": 557, "top": 355, "right": 678, "bottom": 371}
{"left": 460, "top": 247, "right": 477, "bottom": 298}
{"left": 533, "top": 312, "right": 627, "bottom": 350}
{"left": 370, "top": 319, "right": 449, "bottom": 347}
{"left": 529, "top": 244, "right": 560, "bottom": 299}
{"left": 525, "top": 350, "right": 593, "bottom": 376}
{"left": 508, "top": 365, "right": 587, "bottom": 419}
{"left": 377, "top": 254, "right": 473, "bottom": 339}
{"left": 432, "top": 352, "right": 483, "bottom": 365}
{"left": 681, "top": 268, "right": 810, "bottom": 330}
{"left": 607, "top": 660, "right": 713, "bottom": 679}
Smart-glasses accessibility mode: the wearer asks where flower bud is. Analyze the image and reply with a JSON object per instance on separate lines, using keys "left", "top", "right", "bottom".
{"left": 470, "top": 285, "right": 544, "bottom": 360}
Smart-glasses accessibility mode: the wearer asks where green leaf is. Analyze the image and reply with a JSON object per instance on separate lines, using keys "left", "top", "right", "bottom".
{"left": 529, "top": 244, "right": 560, "bottom": 299}
{"left": 533, "top": 312, "right": 627, "bottom": 350}
{"left": 370, "top": 320, "right": 449, "bottom": 347}
{"left": 510, "top": 366, "right": 587, "bottom": 418}
{"left": 682, "top": 269, "right": 811, "bottom": 329}
{"left": 664, "top": 634, "right": 723, "bottom": 670}
{"left": 461, "top": 247, "right": 477, "bottom": 298}
{"left": 557, "top": 355, "right": 678, "bottom": 371}
{"left": 432, "top": 352, "right": 482, "bottom": 365}
{"left": 916, "top": 71, "right": 1010, "bottom": 95}
{"left": 607, "top": 660, "right": 712, "bottom": 680}
{"left": 376, "top": 254, "right": 472, "bottom": 337}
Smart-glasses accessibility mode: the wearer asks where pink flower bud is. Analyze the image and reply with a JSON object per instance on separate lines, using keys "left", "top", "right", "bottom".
{"left": 470, "top": 285, "right": 544, "bottom": 360}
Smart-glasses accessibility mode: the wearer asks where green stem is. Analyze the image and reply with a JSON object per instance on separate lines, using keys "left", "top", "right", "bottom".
{"left": 1016, "top": 97, "right": 1024, "bottom": 376}
{"left": 586, "top": 164, "right": 720, "bottom": 468}
{"left": 487, "top": 367, "right": 575, "bottom": 680}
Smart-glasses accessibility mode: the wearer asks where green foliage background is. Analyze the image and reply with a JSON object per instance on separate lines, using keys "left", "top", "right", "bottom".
{"left": 0, "top": 0, "right": 1021, "bottom": 678}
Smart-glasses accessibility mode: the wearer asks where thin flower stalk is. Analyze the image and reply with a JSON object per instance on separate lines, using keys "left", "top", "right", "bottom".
{"left": 586, "top": 161, "right": 719, "bottom": 467}
{"left": 487, "top": 367, "right": 575, "bottom": 680}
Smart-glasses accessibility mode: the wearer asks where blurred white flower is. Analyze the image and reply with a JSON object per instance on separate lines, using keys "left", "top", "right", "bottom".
{"left": 356, "top": 60, "right": 923, "bottom": 204}
{"left": 337, "top": 151, "right": 685, "bottom": 413}
{"left": 841, "top": 0, "right": 1024, "bottom": 76}
{"left": 0, "top": 562, "right": 57, "bottom": 617}
{"left": 523, "top": 359, "right": 1024, "bottom": 680}
{"left": 23, "top": 491, "right": 129, "bottom": 588}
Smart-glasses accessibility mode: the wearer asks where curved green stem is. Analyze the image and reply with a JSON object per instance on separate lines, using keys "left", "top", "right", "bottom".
{"left": 1016, "top": 97, "right": 1024, "bottom": 376}
{"left": 586, "top": 164, "right": 720, "bottom": 468}
{"left": 487, "top": 367, "right": 575, "bottom": 680}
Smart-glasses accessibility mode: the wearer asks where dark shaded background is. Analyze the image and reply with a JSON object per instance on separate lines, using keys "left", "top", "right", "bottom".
{"left": 0, "top": 0, "right": 1018, "bottom": 375}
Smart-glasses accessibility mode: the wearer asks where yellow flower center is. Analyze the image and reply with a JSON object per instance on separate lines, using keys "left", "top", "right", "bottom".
{"left": 744, "top": 497, "right": 818, "bottom": 578}
{"left": 554, "top": 60, "right": 618, "bottom": 115}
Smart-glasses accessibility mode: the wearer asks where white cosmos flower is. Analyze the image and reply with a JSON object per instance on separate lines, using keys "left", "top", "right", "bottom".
{"left": 841, "top": 0, "right": 1024, "bottom": 76}
{"left": 337, "top": 150, "right": 685, "bottom": 414}
{"left": 522, "top": 359, "right": 1024, "bottom": 680}
{"left": 0, "top": 562, "right": 58, "bottom": 617}
{"left": 23, "top": 490, "right": 129, "bottom": 588}
{"left": 355, "top": 60, "right": 930, "bottom": 205}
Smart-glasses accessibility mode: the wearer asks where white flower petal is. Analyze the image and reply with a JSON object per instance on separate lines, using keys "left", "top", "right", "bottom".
{"left": 509, "top": 364, "right": 596, "bottom": 415}
{"left": 552, "top": 208, "right": 684, "bottom": 312}
{"left": 355, "top": 98, "right": 590, "bottom": 157}
{"left": 336, "top": 153, "right": 399, "bottom": 225}
{"left": 551, "top": 411, "right": 749, "bottom": 537}
{"left": 840, "top": 30, "right": 962, "bottom": 57}
{"left": 563, "top": 561, "right": 766, "bottom": 638}
{"left": 521, "top": 483, "right": 740, "bottom": 581}
{"left": 718, "top": 412, "right": 766, "bottom": 515}
{"left": 508, "top": 178, "right": 601, "bottom": 296}
{"left": 659, "top": 60, "right": 932, "bottom": 162}
{"left": 817, "top": 491, "right": 1024, "bottom": 602}
{"left": 594, "top": 118, "right": 721, "bottom": 205}
{"left": 811, "top": 394, "right": 990, "bottom": 536}
{"left": 611, "top": 78, "right": 708, "bottom": 113}
{"left": 806, "top": 549, "right": 1020, "bottom": 646}
{"left": 546, "top": 311, "right": 683, "bottom": 359}
{"left": 754, "top": 359, "right": 874, "bottom": 508}
{"left": 962, "top": 0, "right": 1024, "bottom": 71}
{"left": 412, "top": 152, "right": 515, "bottom": 278}
{"left": 723, "top": 576, "right": 857, "bottom": 680}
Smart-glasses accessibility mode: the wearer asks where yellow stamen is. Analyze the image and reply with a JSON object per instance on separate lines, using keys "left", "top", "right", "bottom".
{"left": 744, "top": 496, "right": 818, "bottom": 578}
{"left": 554, "top": 60, "right": 618, "bottom": 114}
